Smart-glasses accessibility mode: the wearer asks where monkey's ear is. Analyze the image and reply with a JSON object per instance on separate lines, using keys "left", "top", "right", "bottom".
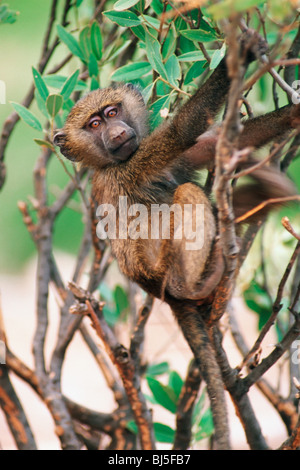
{"left": 53, "top": 131, "right": 66, "bottom": 148}
{"left": 53, "top": 131, "right": 77, "bottom": 162}
{"left": 125, "top": 83, "right": 144, "bottom": 101}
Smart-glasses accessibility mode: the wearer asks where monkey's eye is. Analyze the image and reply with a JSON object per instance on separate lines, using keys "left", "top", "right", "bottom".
{"left": 105, "top": 106, "right": 118, "bottom": 118}
{"left": 88, "top": 117, "right": 101, "bottom": 129}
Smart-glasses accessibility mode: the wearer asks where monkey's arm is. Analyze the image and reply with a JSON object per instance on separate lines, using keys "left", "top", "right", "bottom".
{"left": 131, "top": 59, "right": 237, "bottom": 177}
{"left": 131, "top": 30, "right": 268, "bottom": 175}
{"left": 183, "top": 104, "right": 300, "bottom": 168}
{"left": 171, "top": 30, "right": 268, "bottom": 148}
{"left": 171, "top": 59, "right": 230, "bottom": 148}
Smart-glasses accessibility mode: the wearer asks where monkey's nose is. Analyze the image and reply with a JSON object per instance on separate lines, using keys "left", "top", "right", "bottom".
{"left": 112, "top": 129, "right": 126, "bottom": 141}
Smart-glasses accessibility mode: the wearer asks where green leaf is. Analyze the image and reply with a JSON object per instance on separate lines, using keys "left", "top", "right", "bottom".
{"left": 11, "top": 102, "right": 43, "bottom": 131}
{"left": 194, "top": 408, "right": 214, "bottom": 441}
{"left": 79, "top": 25, "right": 92, "bottom": 61}
{"left": 142, "top": 82, "right": 155, "bottom": 104}
{"left": 111, "top": 62, "right": 152, "bottom": 81}
{"left": 147, "top": 377, "right": 177, "bottom": 413}
{"left": 90, "top": 76, "right": 99, "bottom": 91}
{"left": 146, "top": 362, "right": 170, "bottom": 376}
{"left": 0, "top": 5, "right": 18, "bottom": 24}
{"left": 154, "top": 423, "right": 175, "bottom": 443}
{"left": 103, "top": 304, "right": 119, "bottom": 326}
{"left": 178, "top": 51, "right": 207, "bottom": 62}
{"left": 162, "top": 27, "right": 176, "bottom": 61}
{"left": 62, "top": 98, "right": 75, "bottom": 113}
{"left": 99, "top": 282, "right": 114, "bottom": 303}
{"left": 151, "top": 0, "right": 172, "bottom": 14}
{"left": 34, "top": 138, "right": 54, "bottom": 150}
{"left": 133, "top": 0, "right": 146, "bottom": 14}
{"left": 60, "top": 69, "right": 80, "bottom": 100}
{"left": 106, "top": 39, "right": 133, "bottom": 63}
{"left": 57, "top": 24, "right": 85, "bottom": 61}
{"left": 113, "top": 285, "right": 129, "bottom": 316}
{"left": 141, "top": 14, "right": 161, "bottom": 30}
{"left": 126, "top": 420, "right": 138, "bottom": 434}
{"left": 149, "top": 94, "right": 171, "bottom": 129}
{"left": 32, "top": 67, "right": 49, "bottom": 102}
{"left": 131, "top": 24, "right": 146, "bottom": 41}
{"left": 54, "top": 113, "right": 64, "bottom": 129}
{"left": 192, "top": 389, "right": 206, "bottom": 425}
{"left": 46, "top": 94, "right": 63, "bottom": 118}
{"left": 34, "top": 90, "right": 49, "bottom": 119}
{"left": 210, "top": 43, "right": 226, "bottom": 70}
{"left": 44, "top": 75, "right": 87, "bottom": 92}
{"left": 179, "top": 28, "right": 218, "bottom": 43}
{"left": 243, "top": 279, "right": 272, "bottom": 330}
{"left": 145, "top": 33, "right": 168, "bottom": 80}
{"left": 114, "top": 0, "right": 140, "bottom": 11}
{"left": 90, "top": 21, "right": 103, "bottom": 60}
{"left": 198, "top": 16, "right": 218, "bottom": 35}
{"left": 103, "top": 10, "right": 141, "bottom": 27}
{"left": 165, "top": 54, "right": 181, "bottom": 87}
{"left": 168, "top": 371, "right": 183, "bottom": 400}
{"left": 88, "top": 54, "right": 99, "bottom": 78}
{"left": 184, "top": 61, "right": 207, "bottom": 86}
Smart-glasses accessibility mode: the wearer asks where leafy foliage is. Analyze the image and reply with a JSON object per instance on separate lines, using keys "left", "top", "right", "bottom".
{"left": 126, "top": 363, "right": 214, "bottom": 444}
{"left": 3, "top": 0, "right": 300, "bottom": 449}
{"left": 0, "top": 3, "right": 18, "bottom": 25}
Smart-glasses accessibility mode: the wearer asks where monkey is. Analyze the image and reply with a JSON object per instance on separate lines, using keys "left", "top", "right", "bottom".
{"left": 53, "top": 31, "right": 300, "bottom": 449}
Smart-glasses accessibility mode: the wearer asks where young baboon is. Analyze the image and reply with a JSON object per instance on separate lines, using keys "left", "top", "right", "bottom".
{"left": 54, "top": 31, "right": 299, "bottom": 449}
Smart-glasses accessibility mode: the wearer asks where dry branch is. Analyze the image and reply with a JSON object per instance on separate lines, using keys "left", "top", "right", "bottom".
{"left": 69, "top": 282, "right": 156, "bottom": 450}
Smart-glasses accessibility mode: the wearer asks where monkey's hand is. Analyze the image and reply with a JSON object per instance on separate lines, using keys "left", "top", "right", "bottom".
{"left": 290, "top": 104, "right": 300, "bottom": 128}
{"left": 182, "top": 127, "right": 219, "bottom": 169}
{"left": 240, "top": 28, "right": 268, "bottom": 64}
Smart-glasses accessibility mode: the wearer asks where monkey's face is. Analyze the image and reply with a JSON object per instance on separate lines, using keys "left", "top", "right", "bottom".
{"left": 85, "top": 104, "right": 139, "bottom": 162}
{"left": 53, "top": 85, "right": 149, "bottom": 169}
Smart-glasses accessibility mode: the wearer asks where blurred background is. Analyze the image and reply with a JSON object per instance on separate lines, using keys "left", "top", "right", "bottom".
{"left": 0, "top": 0, "right": 300, "bottom": 450}
{"left": 0, "top": 0, "right": 88, "bottom": 272}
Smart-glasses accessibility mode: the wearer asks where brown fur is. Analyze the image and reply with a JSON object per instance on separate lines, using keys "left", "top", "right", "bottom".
{"left": 54, "top": 32, "right": 299, "bottom": 449}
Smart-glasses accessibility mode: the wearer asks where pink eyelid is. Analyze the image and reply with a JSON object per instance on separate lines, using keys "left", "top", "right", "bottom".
{"left": 104, "top": 106, "right": 118, "bottom": 117}
{"left": 88, "top": 116, "right": 101, "bottom": 127}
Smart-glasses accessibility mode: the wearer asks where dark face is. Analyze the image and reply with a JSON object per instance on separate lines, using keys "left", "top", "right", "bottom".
{"left": 53, "top": 102, "right": 140, "bottom": 166}
{"left": 87, "top": 104, "right": 138, "bottom": 162}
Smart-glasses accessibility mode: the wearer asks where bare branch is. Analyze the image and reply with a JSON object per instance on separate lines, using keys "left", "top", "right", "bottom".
{"left": 69, "top": 282, "right": 156, "bottom": 450}
{"left": 238, "top": 240, "right": 300, "bottom": 371}
{"left": 173, "top": 360, "right": 201, "bottom": 450}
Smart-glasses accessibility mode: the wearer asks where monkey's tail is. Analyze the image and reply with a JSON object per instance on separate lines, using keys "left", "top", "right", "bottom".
{"left": 233, "top": 163, "right": 297, "bottom": 224}
{"left": 171, "top": 301, "right": 230, "bottom": 450}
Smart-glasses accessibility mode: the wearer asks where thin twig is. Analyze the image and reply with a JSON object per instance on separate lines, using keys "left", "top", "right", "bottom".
{"left": 69, "top": 282, "right": 156, "bottom": 450}
{"left": 0, "top": 366, "right": 37, "bottom": 450}
{"left": 238, "top": 240, "right": 300, "bottom": 371}
{"left": 235, "top": 195, "right": 300, "bottom": 224}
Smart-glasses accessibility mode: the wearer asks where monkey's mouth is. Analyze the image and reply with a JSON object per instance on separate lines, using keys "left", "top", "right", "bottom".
{"left": 111, "top": 136, "right": 138, "bottom": 161}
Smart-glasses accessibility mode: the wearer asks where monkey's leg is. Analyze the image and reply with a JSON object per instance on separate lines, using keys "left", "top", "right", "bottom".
{"left": 164, "top": 183, "right": 224, "bottom": 301}
{"left": 170, "top": 301, "right": 230, "bottom": 450}
{"left": 184, "top": 103, "right": 300, "bottom": 169}
{"left": 239, "top": 104, "right": 300, "bottom": 150}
